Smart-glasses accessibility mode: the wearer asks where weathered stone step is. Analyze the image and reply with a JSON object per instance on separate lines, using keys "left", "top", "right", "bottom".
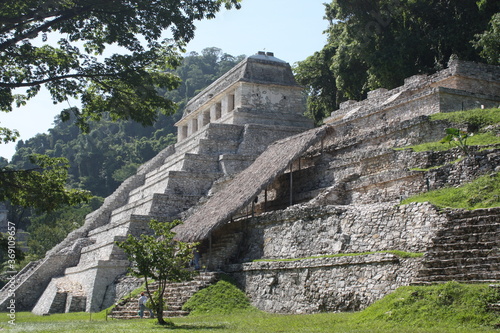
{"left": 433, "top": 230, "right": 500, "bottom": 244}
{"left": 413, "top": 279, "right": 500, "bottom": 285}
{"left": 444, "top": 210, "right": 500, "bottom": 223}
{"left": 423, "top": 249, "right": 499, "bottom": 259}
{"left": 421, "top": 258, "right": 500, "bottom": 270}
{"left": 416, "top": 271, "right": 500, "bottom": 283}
{"left": 418, "top": 262, "right": 500, "bottom": 275}
{"left": 109, "top": 272, "right": 218, "bottom": 319}
{"left": 436, "top": 222, "right": 500, "bottom": 235}
{"left": 427, "top": 241, "right": 499, "bottom": 252}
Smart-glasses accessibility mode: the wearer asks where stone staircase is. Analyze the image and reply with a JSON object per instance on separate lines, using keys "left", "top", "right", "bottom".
{"left": 413, "top": 208, "right": 500, "bottom": 284}
{"left": 109, "top": 272, "right": 218, "bottom": 319}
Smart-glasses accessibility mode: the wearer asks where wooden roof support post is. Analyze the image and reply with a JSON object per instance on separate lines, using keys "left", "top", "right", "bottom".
{"left": 208, "top": 233, "right": 212, "bottom": 271}
{"left": 289, "top": 163, "right": 293, "bottom": 207}
{"left": 264, "top": 188, "right": 268, "bottom": 211}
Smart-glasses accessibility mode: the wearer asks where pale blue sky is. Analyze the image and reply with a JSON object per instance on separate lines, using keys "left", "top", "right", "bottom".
{"left": 0, "top": 0, "right": 329, "bottom": 160}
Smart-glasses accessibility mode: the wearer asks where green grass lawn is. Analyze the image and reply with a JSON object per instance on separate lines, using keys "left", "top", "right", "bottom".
{"left": 3, "top": 310, "right": 498, "bottom": 333}
{"left": 2, "top": 282, "right": 499, "bottom": 333}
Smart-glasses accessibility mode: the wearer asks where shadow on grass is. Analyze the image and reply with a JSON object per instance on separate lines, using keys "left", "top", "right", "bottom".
{"left": 153, "top": 323, "right": 228, "bottom": 330}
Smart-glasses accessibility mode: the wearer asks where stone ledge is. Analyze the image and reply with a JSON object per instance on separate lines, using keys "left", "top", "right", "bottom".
{"left": 65, "top": 260, "right": 130, "bottom": 275}
{"left": 80, "top": 236, "right": 126, "bottom": 254}
{"left": 226, "top": 253, "right": 402, "bottom": 272}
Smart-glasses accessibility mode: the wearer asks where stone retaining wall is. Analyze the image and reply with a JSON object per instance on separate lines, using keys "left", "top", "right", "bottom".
{"left": 228, "top": 203, "right": 444, "bottom": 263}
{"left": 228, "top": 253, "right": 422, "bottom": 314}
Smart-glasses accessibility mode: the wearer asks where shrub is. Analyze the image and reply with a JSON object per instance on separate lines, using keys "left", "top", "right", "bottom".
{"left": 182, "top": 277, "right": 253, "bottom": 315}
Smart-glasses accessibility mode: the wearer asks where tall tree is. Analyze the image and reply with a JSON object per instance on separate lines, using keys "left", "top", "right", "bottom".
{"left": 0, "top": 1, "right": 241, "bottom": 212}
{"left": 294, "top": 44, "right": 338, "bottom": 125}
{"left": 296, "top": 0, "right": 499, "bottom": 122}
{"left": 0, "top": 0, "right": 241, "bottom": 131}
{"left": 474, "top": 12, "right": 500, "bottom": 65}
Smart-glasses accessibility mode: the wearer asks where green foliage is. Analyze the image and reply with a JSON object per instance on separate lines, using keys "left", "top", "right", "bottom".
{"left": 0, "top": 0, "right": 241, "bottom": 129}
{"left": 0, "top": 233, "right": 25, "bottom": 288}
{"left": 399, "top": 108, "right": 500, "bottom": 152}
{"left": 182, "top": 277, "right": 253, "bottom": 315}
{"left": 296, "top": 2, "right": 499, "bottom": 122}
{"left": 401, "top": 173, "right": 500, "bottom": 209}
{"left": 430, "top": 108, "right": 500, "bottom": 131}
{"left": 357, "top": 282, "right": 500, "bottom": 329}
{"left": 401, "top": 132, "right": 500, "bottom": 153}
{"left": 111, "top": 163, "right": 140, "bottom": 183}
{"left": 474, "top": 12, "right": 500, "bottom": 65}
{"left": 164, "top": 47, "right": 246, "bottom": 107}
{"left": 0, "top": 154, "right": 91, "bottom": 212}
{"left": 440, "top": 128, "right": 471, "bottom": 156}
{"left": 294, "top": 44, "right": 338, "bottom": 125}
{"left": 0, "top": 126, "right": 19, "bottom": 144}
{"left": 116, "top": 220, "right": 197, "bottom": 325}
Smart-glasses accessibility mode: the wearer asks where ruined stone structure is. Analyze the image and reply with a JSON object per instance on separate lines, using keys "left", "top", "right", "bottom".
{"left": 1, "top": 55, "right": 499, "bottom": 316}
{"left": 0, "top": 52, "right": 312, "bottom": 314}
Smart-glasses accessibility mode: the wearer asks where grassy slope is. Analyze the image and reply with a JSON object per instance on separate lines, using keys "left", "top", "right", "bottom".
{"left": 401, "top": 108, "right": 500, "bottom": 209}
{"left": 399, "top": 108, "right": 500, "bottom": 152}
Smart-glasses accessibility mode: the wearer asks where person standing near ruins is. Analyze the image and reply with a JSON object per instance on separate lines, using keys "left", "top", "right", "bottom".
{"left": 138, "top": 292, "right": 153, "bottom": 319}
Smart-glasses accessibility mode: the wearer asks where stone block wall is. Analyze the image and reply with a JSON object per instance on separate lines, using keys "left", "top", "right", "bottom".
{"left": 226, "top": 203, "right": 443, "bottom": 263}
{"left": 203, "top": 202, "right": 444, "bottom": 314}
{"left": 217, "top": 201, "right": 500, "bottom": 314}
{"left": 228, "top": 254, "right": 422, "bottom": 314}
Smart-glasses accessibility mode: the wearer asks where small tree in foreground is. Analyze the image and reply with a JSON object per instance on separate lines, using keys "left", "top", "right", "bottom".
{"left": 117, "top": 220, "right": 198, "bottom": 325}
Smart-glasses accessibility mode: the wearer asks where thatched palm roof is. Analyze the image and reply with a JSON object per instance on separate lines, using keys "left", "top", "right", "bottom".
{"left": 172, "top": 125, "right": 332, "bottom": 242}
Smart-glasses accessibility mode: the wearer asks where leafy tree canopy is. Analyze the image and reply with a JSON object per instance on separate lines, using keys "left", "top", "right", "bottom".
{"left": 0, "top": 0, "right": 241, "bottom": 134}
{"left": 6, "top": 48, "right": 245, "bottom": 199}
{"left": 0, "top": 0, "right": 241, "bottom": 213}
{"left": 296, "top": 0, "right": 499, "bottom": 124}
{"left": 473, "top": 12, "right": 500, "bottom": 65}
{"left": 0, "top": 154, "right": 91, "bottom": 212}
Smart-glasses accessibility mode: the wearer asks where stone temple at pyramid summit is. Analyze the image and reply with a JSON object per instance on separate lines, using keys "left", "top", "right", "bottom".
{"left": 1, "top": 51, "right": 500, "bottom": 316}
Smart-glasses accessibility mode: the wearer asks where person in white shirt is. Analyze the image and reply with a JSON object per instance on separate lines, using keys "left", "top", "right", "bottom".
{"left": 138, "top": 292, "right": 154, "bottom": 318}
